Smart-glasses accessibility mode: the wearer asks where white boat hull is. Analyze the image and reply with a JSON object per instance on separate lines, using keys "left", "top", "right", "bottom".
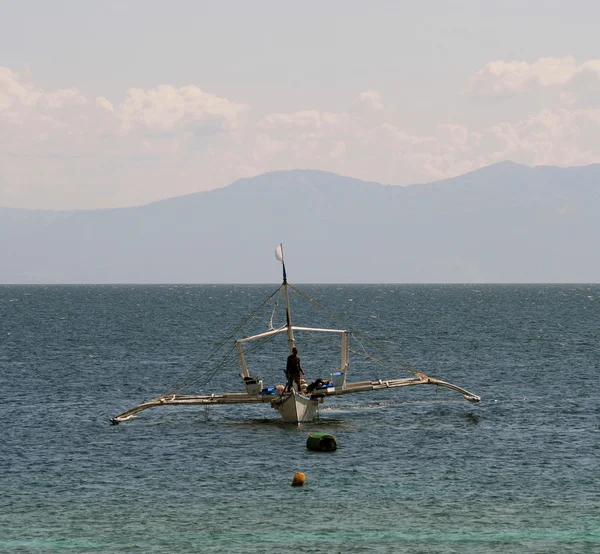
{"left": 272, "top": 391, "right": 319, "bottom": 424}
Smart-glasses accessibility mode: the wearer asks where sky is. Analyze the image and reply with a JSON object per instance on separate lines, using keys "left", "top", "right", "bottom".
{"left": 1, "top": 0, "right": 600, "bottom": 210}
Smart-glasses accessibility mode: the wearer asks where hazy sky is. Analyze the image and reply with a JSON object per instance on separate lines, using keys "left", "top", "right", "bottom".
{"left": 2, "top": 0, "right": 600, "bottom": 209}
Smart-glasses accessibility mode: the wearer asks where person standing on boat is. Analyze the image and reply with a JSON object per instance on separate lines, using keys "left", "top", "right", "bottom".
{"left": 285, "top": 347, "right": 304, "bottom": 393}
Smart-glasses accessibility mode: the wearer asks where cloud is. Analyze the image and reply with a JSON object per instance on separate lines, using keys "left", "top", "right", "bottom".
{"left": 117, "top": 85, "right": 247, "bottom": 134}
{"left": 0, "top": 67, "right": 251, "bottom": 208}
{"left": 0, "top": 68, "right": 246, "bottom": 145}
{"left": 351, "top": 90, "right": 384, "bottom": 112}
{"left": 250, "top": 101, "right": 600, "bottom": 186}
{"left": 3, "top": 65, "right": 600, "bottom": 210}
{"left": 468, "top": 56, "right": 600, "bottom": 97}
{"left": 0, "top": 66, "right": 42, "bottom": 108}
{"left": 488, "top": 108, "right": 600, "bottom": 166}
{"left": 248, "top": 73, "right": 600, "bottom": 183}
{"left": 258, "top": 110, "right": 352, "bottom": 137}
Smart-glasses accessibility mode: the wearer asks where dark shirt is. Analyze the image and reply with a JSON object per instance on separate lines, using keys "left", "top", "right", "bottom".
{"left": 286, "top": 353, "right": 302, "bottom": 376}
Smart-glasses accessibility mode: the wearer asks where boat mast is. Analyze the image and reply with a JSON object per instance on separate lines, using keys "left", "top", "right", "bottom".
{"left": 278, "top": 243, "right": 295, "bottom": 353}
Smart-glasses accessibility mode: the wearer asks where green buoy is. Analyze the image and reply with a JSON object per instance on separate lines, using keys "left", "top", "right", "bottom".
{"left": 306, "top": 433, "right": 337, "bottom": 452}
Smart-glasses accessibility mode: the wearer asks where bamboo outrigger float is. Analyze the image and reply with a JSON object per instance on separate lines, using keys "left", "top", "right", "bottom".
{"left": 111, "top": 245, "right": 480, "bottom": 425}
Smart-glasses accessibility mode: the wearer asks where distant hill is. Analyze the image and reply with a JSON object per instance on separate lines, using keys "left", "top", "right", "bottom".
{"left": 2, "top": 162, "right": 600, "bottom": 283}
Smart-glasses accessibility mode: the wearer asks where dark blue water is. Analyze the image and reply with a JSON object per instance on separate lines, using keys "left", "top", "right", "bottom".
{"left": 1, "top": 284, "right": 599, "bottom": 553}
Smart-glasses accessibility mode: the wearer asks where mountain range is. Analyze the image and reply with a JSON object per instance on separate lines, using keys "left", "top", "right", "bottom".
{"left": 2, "top": 161, "right": 599, "bottom": 283}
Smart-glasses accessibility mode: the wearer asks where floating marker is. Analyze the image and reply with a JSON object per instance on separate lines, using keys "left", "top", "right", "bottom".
{"left": 291, "top": 472, "right": 306, "bottom": 487}
{"left": 306, "top": 432, "right": 337, "bottom": 452}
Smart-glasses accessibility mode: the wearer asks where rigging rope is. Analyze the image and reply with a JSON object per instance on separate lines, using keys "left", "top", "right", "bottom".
{"left": 268, "top": 288, "right": 281, "bottom": 330}
{"left": 288, "top": 284, "right": 421, "bottom": 378}
{"left": 162, "top": 284, "right": 283, "bottom": 396}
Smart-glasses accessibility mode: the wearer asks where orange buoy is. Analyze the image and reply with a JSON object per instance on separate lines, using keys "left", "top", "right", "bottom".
{"left": 291, "top": 472, "right": 306, "bottom": 487}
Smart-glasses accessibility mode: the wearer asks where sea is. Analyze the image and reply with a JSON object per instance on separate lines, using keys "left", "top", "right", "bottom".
{"left": 0, "top": 284, "right": 598, "bottom": 553}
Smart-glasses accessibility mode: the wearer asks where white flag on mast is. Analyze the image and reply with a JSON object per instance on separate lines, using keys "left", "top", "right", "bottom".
{"left": 275, "top": 244, "right": 284, "bottom": 263}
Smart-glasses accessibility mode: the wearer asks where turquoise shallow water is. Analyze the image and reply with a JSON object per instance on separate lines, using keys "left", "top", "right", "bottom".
{"left": 1, "top": 284, "right": 599, "bottom": 553}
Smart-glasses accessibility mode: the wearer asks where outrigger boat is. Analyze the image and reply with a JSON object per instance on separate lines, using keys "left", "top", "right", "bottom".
{"left": 111, "top": 245, "right": 480, "bottom": 425}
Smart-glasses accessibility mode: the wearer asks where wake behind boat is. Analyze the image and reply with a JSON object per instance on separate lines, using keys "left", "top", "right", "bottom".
{"left": 111, "top": 245, "right": 480, "bottom": 425}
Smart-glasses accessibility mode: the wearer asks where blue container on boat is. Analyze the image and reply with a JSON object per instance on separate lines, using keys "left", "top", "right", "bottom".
{"left": 331, "top": 371, "right": 346, "bottom": 388}
{"left": 260, "top": 387, "right": 276, "bottom": 395}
